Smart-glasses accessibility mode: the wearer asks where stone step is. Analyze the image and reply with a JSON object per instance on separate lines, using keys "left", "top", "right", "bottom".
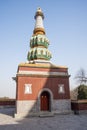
{"left": 39, "top": 112, "right": 54, "bottom": 117}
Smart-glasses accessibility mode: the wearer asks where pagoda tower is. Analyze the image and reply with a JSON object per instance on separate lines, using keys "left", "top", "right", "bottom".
{"left": 14, "top": 8, "right": 71, "bottom": 118}
{"left": 27, "top": 8, "right": 52, "bottom": 63}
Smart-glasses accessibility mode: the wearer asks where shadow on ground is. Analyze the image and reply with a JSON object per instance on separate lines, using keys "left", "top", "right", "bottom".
{"left": 0, "top": 108, "right": 87, "bottom": 130}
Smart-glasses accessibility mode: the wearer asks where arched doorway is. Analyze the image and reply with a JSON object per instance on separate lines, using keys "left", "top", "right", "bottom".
{"left": 40, "top": 91, "right": 50, "bottom": 111}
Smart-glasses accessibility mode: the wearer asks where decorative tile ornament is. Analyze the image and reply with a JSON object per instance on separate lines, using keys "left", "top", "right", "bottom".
{"left": 24, "top": 84, "right": 32, "bottom": 94}
{"left": 58, "top": 84, "right": 65, "bottom": 94}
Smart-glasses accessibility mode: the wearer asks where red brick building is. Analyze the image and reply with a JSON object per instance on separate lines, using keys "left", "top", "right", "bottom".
{"left": 14, "top": 8, "right": 71, "bottom": 118}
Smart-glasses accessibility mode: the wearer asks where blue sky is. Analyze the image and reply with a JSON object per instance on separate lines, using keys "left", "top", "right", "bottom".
{"left": 0, "top": 0, "right": 87, "bottom": 98}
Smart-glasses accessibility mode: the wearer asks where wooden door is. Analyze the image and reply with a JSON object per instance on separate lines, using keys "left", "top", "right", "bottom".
{"left": 41, "top": 91, "right": 49, "bottom": 111}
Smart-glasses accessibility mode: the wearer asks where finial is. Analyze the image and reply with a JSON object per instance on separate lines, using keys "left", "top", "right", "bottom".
{"left": 34, "top": 7, "right": 44, "bottom": 19}
{"left": 37, "top": 7, "right": 42, "bottom": 12}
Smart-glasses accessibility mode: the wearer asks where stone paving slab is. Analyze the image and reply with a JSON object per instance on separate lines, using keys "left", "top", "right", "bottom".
{"left": 0, "top": 108, "right": 87, "bottom": 130}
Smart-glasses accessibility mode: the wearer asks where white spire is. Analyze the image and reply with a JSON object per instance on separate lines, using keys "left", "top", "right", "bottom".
{"left": 34, "top": 8, "right": 44, "bottom": 29}
{"left": 34, "top": 15, "right": 44, "bottom": 28}
{"left": 33, "top": 8, "right": 45, "bottom": 35}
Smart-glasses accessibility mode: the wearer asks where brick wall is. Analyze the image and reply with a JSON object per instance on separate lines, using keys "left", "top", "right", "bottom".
{"left": 0, "top": 100, "right": 15, "bottom": 106}
{"left": 71, "top": 100, "right": 87, "bottom": 111}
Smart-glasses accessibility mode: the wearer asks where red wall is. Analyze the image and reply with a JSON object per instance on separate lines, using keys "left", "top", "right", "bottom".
{"left": 17, "top": 76, "right": 70, "bottom": 100}
{"left": 16, "top": 65, "right": 70, "bottom": 100}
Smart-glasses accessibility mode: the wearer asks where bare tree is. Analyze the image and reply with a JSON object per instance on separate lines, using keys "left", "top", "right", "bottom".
{"left": 75, "top": 68, "right": 87, "bottom": 85}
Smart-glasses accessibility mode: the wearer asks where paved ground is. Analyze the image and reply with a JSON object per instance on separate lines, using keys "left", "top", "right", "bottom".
{"left": 0, "top": 108, "right": 87, "bottom": 130}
